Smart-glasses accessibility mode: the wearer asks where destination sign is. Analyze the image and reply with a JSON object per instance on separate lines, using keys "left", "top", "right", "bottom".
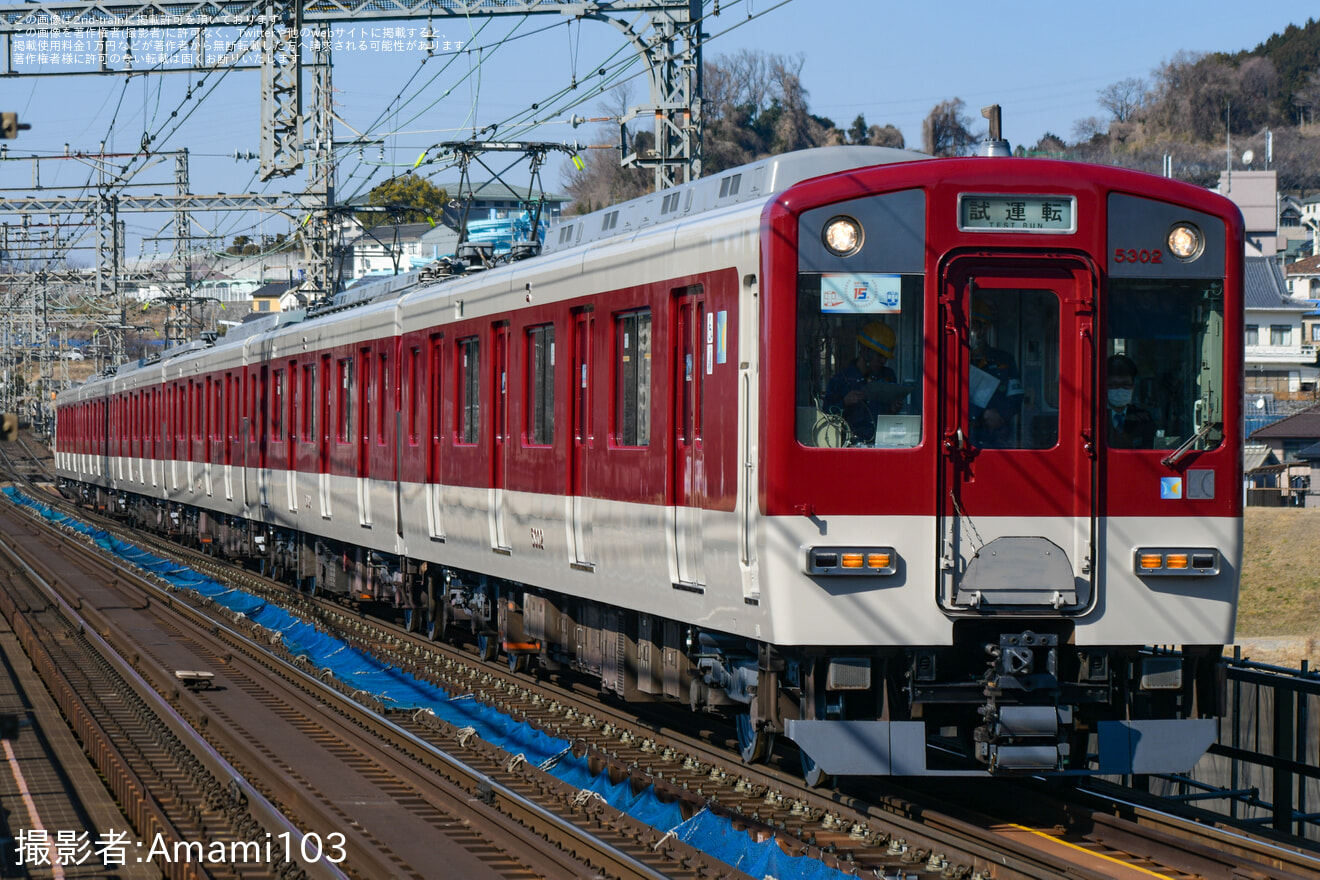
{"left": 958, "top": 194, "right": 1077, "bottom": 233}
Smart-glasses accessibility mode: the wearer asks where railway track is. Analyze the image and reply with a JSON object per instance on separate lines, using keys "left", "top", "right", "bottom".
{"left": 10, "top": 488, "right": 1320, "bottom": 880}
{"left": 0, "top": 492, "right": 719, "bottom": 879}
{"left": 2, "top": 439, "right": 1317, "bottom": 878}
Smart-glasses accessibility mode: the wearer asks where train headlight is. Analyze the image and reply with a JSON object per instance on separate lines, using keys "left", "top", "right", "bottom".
{"left": 822, "top": 215, "right": 863, "bottom": 256}
{"left": 1167, "top": 222, "right": 1203, "bottom": 261}
{"left": 1133, "top": 547, "right": 1220, "bottom": 576}
{"left": 805, "top": 546, "right": 895, "bottom": 576}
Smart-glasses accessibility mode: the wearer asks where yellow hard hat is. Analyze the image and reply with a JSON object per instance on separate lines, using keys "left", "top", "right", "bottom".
{"left": 858, "top": 322, "right": 895, "bottom": 358}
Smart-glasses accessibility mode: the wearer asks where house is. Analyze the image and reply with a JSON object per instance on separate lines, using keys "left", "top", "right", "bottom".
{"left": 1248, "top": 411, "right": 1320, "bottom": 506}
{"left": 1277, "top": 193, "right": 1310, "bottom": 256}
{"left": 344, "top": 222, "right": 436, "bottom": 279}
{"left": 1287, "top": 253, "right": 1320, "bottom": 301}
{"left": 250, "top": 281, "right": 304, "bottom": 313}
{"left": 434, "top": 180, "right": 571, "bottom": 227}
{"left": 1248, "top": 402, "right": 1320, "bottom": 462}
{"left": 1243, "top": 256, "right": 1317, "bottom": 398}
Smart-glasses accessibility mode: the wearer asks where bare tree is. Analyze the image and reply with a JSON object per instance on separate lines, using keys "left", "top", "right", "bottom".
{"left": 560, "top": 85, "right": 651, "bottom": 212}
{"left": 1236, "top": 56, "right": 1280, "bottom": 131}
{"left": 922, "top": 98, "right": 976, "bottom": 157}
{"left": 1293, "top": 70, "right": 1320, "bottom": 125}
{"left": 1071, "top": 116, "right": 1107, "bottom": 143}
{"left": 1098, "top": 77, "right": 1148, "bottom": 123}
{"left": 768, "top": 59, "right": 830, "bottom": 153}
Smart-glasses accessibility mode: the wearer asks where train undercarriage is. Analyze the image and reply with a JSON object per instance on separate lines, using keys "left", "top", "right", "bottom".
{"left": 67, "top": 481, "right": 1225, "bottom": 779}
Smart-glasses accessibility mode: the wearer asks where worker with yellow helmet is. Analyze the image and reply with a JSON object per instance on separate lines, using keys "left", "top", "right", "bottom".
{"left": 823, "top": 321, "right": 899, "bottom": 444}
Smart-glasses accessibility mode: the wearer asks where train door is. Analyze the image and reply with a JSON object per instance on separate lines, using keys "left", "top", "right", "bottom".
{"left": 319, "top": 355, "right": 332, "bottom": 518}
{"left": 257, "top": 366, "right": 270, "bottom": 508}
{"left": 286, "top": 361, "right": 298, "bottom": 513}
{"left": 937, "top": 257, "right": 1096, "bottom": 612}
{"left": 357, "top": 347, "right": 371, "bottom": 526}
{"left": 672, "top": 287, "right": 706, "bottom": 588}
{"left": 425, "top": 336, "right": 445, "bottom": 539}
{"left": 241, "top": 372, "right": 254, "bottom": 512}
{"left": 489, "top": 323, "right": 510, "bottom": 551}
{"left": 569, "top": 308, "right": 594, "bottom": 568}
{"left": 224, "top": 373, "right": 236, "bottom": 501}
{"left": 202, "top": 378, "right": 213, "bottom": 497}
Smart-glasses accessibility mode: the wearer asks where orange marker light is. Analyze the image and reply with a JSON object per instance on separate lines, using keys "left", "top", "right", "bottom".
{"left": 841, "top": 553, "right": 865, "bottom": 569}
{"left": 867, "top": 553, "right": 891, "bottom": 569}
{"left": 1165, "top": 554, "right": 1189, "bottom": 569}
{"left": 1139, "top": 554, "right": 1163, "bottom": 570}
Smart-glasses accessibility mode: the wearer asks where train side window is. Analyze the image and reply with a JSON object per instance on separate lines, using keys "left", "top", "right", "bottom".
{"left": 338, "top": 358, "right": 354, "bottom": 443}
{"left": 247, "top": 374, "right": 257, "bottom": 443}
{"left": 302, "top": 364, "right": 316, "bottom": 442}
{"left": 377, "top": 351, "right": 389, "bottom": 446}
{"left": 795, "top": 274, "right": 922, "bottom": 448}
{"left": 430, "top": 337, "right": 444, "bottom": 444}
{"left": 407, "top": 345, "right": 421, "bottom": 446}
{"left": 614, "top": 310, "right": 652, "bottom": 447}
{"left": 527, "top": 324, "right": 555, "bottom": 446}
{"left": 1107, "top": 279, "right": 1224, "bottom": 452}
{"left": 458, "top": 337, "right": 480, "bottom": 445}
{"left": 272, "top": 369, "right": 285, "bottom": 440}
{"left": 213, "top": 380, "right": 222, "bottom": 442}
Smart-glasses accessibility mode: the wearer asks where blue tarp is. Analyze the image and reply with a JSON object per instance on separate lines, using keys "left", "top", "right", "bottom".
{"left": 2, "top": 487, "right": 852, "bottom": 880}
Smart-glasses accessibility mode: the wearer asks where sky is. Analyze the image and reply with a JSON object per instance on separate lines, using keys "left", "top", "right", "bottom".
{"left": 0, "top": 0, "right": 1313, "bottom": 261}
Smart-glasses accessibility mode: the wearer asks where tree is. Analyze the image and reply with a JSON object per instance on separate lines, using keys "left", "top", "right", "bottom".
{"left": 1071, "top": 116, "right": 1107, "bottom": 143}
{"left": 1028, "top": 133, "right": 1067, "bottom": 155}
{"left": 364, "top": 174, "right": 449, "bottom": 229}
{"left": 847, "top": 114, "right": 869, "bottom": 144}
{"left": 560, "top": 84, "right": 653, "bottom": 212}
{"left": 1098, "top": 77, "right": 1148, "bottom": 123}
{"left": 1293, "top": 69, "right": 1320, "bottom": 125}
{"left": 922, "top": 99, "right": 976, "bottom": 157}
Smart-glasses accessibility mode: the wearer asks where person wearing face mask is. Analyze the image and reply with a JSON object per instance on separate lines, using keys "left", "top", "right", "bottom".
{"left": 1105, "top": 353, "right": 1155, "bottom": 449}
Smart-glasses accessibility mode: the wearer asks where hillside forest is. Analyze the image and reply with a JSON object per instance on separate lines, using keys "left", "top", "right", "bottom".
{"left": 562, "top": 18, "right": 1320, "bottom": 212}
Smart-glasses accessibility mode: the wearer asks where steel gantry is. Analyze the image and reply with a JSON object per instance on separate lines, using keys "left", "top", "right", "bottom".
{"left": 0, "top": 1, "right": 703, "bottom": 186}
{"left": 0, "top": 0, "right": 703, "bottom": 395}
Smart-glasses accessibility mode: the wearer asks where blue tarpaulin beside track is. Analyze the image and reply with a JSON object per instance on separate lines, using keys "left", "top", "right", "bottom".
{"left": 3, "top": 487, "right": 854, "bottom": 880}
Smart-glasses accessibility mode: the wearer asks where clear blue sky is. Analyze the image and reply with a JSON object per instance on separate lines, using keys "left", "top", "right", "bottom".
{"left": 1, "top": 0, "right": 1312, "bottom": 257}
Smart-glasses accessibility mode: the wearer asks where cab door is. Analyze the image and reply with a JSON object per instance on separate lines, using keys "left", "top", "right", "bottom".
{"left": 937, "top": 256, "right": 1096, "bottom": 612}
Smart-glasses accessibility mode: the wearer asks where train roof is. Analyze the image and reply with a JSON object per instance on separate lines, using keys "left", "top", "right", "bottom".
{"left": 58, "top": 146, "right": 929, "bottom": 398}
{"left": 542, "top": 146, "right": 927, "bottom": 255}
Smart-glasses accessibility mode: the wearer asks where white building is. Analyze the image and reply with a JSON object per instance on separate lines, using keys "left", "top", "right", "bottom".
{"left": 1244, "top": 256, "right": 1317, "bottom": 398}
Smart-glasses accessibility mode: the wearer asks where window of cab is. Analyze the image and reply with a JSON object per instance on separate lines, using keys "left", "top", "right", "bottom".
{"left": 794, "top": 273, "right": 923, "bottom": 448}
{"left": 1105, "top": 279, "right": 1225, "bottom": 452}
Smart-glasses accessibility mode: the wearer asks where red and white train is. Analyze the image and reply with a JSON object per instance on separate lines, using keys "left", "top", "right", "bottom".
{"left": 54, "top": 145, "right": 1243, "bottom": 779}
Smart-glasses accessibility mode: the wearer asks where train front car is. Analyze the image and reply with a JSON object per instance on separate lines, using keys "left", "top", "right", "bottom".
{"left": 759, "top": 157, "right": 1242, "bottom": 778}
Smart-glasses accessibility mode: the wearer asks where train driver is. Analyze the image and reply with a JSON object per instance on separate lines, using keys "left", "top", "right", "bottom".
{"left": 968, "top": 302, "right": 1024, "bottom": 448}
{"left": 1105, "top": 353, "right": 1156, "bottom": 449}
{"left": 823, "top": 321, "right": 899, "bottom": 445}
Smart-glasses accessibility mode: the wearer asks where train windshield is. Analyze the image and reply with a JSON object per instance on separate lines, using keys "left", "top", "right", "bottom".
{"left": 1105, "top": 279, "right": 1224, "bottom": 452}
{"left": 794, "top": 273, "right": 923, "bottom": 448}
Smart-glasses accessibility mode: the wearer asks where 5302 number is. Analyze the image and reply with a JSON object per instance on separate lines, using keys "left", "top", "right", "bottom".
{"left": 1113, "top": 248, "right": 1163, "bottom": 264}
